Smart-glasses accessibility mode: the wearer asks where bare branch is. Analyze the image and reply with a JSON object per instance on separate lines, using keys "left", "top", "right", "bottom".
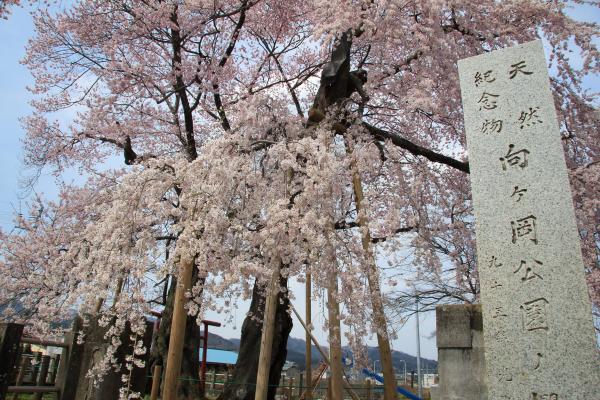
{"left": 362, "top": 122, "right": 470, "bottom": 173}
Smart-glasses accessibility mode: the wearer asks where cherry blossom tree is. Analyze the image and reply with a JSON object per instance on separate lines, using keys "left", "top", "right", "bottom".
{"left": 8, "top": 1, "right": 323, "bottom": 397}
{"left": 0, "top": 0, "right": 20, "bottom": 19}
{"left": 1, "top": 0, "right": 599, "bottom": 399}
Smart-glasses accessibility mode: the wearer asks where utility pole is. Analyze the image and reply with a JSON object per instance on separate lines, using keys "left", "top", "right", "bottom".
{"left": 399, "top": 360, "right": 406, "bottom": 385}
{"left": 415, "top": 295, "right": 422, "bottom": 399}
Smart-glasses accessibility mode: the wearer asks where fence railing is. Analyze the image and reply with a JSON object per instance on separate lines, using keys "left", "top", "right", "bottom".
{"left": 1, "top": 323, "right": 429, "bottom": 400}
{"left": 198, "top": 372, "right": 427, "bottom": 400}
{"left": 5, "top": 336, "right": 72, "bottom": 400}
{"left": 0, "top": 323, "right": 83, "bottom": 400}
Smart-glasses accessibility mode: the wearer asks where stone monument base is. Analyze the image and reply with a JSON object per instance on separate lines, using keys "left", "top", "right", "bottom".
{"left": 435, "top": 304, "right": 487, "bottom": 400}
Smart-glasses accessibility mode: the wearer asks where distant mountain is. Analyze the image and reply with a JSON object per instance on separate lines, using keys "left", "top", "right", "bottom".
{"left": 362, "top": 345, "right": 437, "bottom": 374}
{"left": 205, "top": 332, "right": 238, "bottom": 351}
{"left": 285, "top": 336, "right": 324, "bottom": 368}
{"left": 222, "top": 335, "right": 436, "bottom": 373}
{"left": 228, "top": 337, "right": 240, "bottom": 348}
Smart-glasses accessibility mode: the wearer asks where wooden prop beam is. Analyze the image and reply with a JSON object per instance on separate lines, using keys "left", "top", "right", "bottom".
{"left": 162, "top": 257, "right": 194, "bottom": 400}
{"left": 254, "top": 266, "right": 282, "bottom": 400}
{"left": 150, "top": 364, "right": 162, "bottom": 400}
{"left": 290, "top": 305, "right": 360, "bottom": 400}
{"left": 255, "top": 167, "right": 294, "bottom": 400}
{"left": 305, "top": 272, "right": 312, "bottom": 400}
{"left": 350, "top": 150, "right": 398, "bottom": 400}
{"left": 327, "top": 270, "right": 344, "bottom": 400}
{"left": 10, "top": 356, "right": 29, "bottom": 400}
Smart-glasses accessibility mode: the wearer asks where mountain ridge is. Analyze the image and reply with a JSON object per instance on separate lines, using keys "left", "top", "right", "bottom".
{"left": 213, "top": 334, "right": 437, "bottom": 373}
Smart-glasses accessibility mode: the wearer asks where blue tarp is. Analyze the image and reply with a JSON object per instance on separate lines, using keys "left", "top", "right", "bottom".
{"left": 198, "top": 349, "right": 238, "bottom": 365}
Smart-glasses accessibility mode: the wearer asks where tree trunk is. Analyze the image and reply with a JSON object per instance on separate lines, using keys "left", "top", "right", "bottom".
{"left": 217, "top": 277, "right": 292, "bottom": 400}
{"left": 152, "top": 269, "right": 202, "bottom": 400}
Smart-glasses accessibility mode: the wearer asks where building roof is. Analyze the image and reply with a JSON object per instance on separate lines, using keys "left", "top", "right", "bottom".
{"left": 199, "top": 348, "right": 238, "bottom": 365}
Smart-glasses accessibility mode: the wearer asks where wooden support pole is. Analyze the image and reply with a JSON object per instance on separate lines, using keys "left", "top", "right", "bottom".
{"left": 290, "top": 306, "right": 329, "bottom": 365}
{"left": 162, "top": 256, "right": 194, "bottom": 400}
{"left": 60, "top": 316, "right": 85, "bottom": 400}
{"left": 150, "top": 364, "right": 162, "bottom": 400}
{"left": 49, "top": 354, "right": 60, "bottom": 385}
{"left": 366, "top": 379, "right": 372, "bottom": 400}
{"left": 31, "top": 352, "right": 42, "bottom": 384}
{"left": 40, "top": 355, "right": 51, "bottom": 384}
{"left": 349, "top": 150, "right": 397, "bottom": 400}
{"left": 254, "top": 265, "right": 282, "bottom": 400}
{"left": 305, "top": 271, "right": 312, "bottom": 400}
{"left": 33, "top": 355, "right": 51, "bottom": 400}
{"left": 10, "top": 356, "right": 29, "bottom": 400}
{"left": 256, "top": 166, "right": 294, "bottom": 400}
{"left": 56, "top": 339, "right": 70, "bottom": 398}
{"left": 327, "top": 270, "right": 344, "bottom": 400}
{"left": 290, "top": 305, "right": 360, "bottom": 400}
{"left": 289, "top": 377, "right": 294, "bottom": 400}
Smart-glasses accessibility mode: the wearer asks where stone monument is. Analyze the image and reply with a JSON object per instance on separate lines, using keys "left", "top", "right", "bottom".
{"left": 458, "top": 40, "right": 599, "bottom": 399}
{"left": 435, "top": 304, "right": 487, "bottom": 400}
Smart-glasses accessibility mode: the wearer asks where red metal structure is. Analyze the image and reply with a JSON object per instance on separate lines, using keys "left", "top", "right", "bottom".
{"left": 148, "top": 311, "right": 223, "bottom": 394}
{"left": 200, "top": 320, "right": 221, "bottom": 393}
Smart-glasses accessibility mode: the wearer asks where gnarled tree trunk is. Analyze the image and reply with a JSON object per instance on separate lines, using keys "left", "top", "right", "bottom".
{"left": 217, "top": 277, "right": 292, "bottom": 400}
{"left": 151, "top": 270, "right": 202, "bottom": 399}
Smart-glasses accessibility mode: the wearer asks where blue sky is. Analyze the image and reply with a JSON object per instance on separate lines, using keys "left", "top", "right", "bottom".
{"left": 0, "top": 2, "right": 598, "bottom": 362}
{"left": 0, "top": 5, "right": 36, "bottom": 227}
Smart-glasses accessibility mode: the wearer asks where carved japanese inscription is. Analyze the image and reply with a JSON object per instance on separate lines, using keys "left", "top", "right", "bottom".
{"left": 458, "top": 40, "right": 599, "bottom": 399}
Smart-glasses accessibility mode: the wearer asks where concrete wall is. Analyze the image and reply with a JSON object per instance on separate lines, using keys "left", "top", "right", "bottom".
{"left": 434, "top": 304, "right": 487, "bottom": 400}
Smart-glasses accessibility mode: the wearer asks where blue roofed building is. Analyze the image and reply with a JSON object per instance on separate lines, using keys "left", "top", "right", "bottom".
{"left": 199, "top": 348, "right": 238, "bottom": 371}
{"left": 199, "top": 349, "right": 239, "bottom": 394}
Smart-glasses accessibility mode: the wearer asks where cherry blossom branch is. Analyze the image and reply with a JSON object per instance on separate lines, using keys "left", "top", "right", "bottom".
{"left": 362, "top": 122, "right": 470, "bottom": 173}
{"left": 212, "top": 0, "right": 251, "bottom": 132}
{"left": 441, "top": 8, "right": 499, "bottom": 42}
{"left": 333, "top": 220, "right": 418, "bottom": 243}
{"left": 170, "top": 7, "right": 198, "bottom": 159}
{"left": 259, "top": 37, "right": 305, "bottom": 118}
